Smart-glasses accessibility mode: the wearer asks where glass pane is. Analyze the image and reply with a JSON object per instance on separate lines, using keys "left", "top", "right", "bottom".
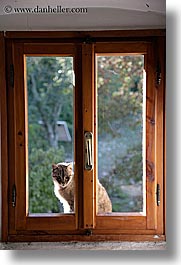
{"left": 96, "top": 55, "right": 145, "bottom": 213}
{"left": 26, "top": 56, "right": 75, "bottom": 214}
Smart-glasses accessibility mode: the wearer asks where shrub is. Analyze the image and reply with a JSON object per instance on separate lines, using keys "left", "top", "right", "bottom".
{"left": 100, "top": 142, "right": 143, "bottom": 212}
{"left": 29, "top": 147, "right": 65, "bottom": 213}
{"left": 114, "top": 143, "right": 143, "bottom": 184}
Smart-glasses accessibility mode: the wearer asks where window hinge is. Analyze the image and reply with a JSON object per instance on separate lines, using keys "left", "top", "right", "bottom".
{"left": 10, "top": 64, "right": 14, "bottom": 88}
{"left": 156, "top": 62, "right": 161, "bottom": 86}
{"left": 156, "top": 184, "right": 161, "bottom": 206}
{"left": 12, "top": 184, "right": 16, "bottom": 207}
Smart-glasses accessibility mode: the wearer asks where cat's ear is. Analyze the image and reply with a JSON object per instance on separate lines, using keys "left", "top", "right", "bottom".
{"left": 70, "top": 162, "right": 74, "bottom": 166}
{"left": 67, "top": 162, "right": 73, "bottom": 172}
{"left": 52, "top": 164, "right": 58, "bottom": 170}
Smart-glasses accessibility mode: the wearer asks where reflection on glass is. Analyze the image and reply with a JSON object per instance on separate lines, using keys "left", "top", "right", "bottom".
{"left": 97, "top": 55, "right": 145, "bottom": 213}
{"left": 26, "top": 56, "right": 74, "bottom": 214}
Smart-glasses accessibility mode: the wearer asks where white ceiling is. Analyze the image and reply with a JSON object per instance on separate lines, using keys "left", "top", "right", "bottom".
{"left": 0, "top": 0, "right": 166, "bottom": 31}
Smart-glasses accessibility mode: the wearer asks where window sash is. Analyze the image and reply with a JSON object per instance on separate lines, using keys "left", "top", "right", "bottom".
{"left": 10, "top": 43, "right": 82, "bottom": 231}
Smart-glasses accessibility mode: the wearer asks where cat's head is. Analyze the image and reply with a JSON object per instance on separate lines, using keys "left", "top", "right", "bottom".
{"left": 52, "top": 162, "right": 73, "bottom": 187}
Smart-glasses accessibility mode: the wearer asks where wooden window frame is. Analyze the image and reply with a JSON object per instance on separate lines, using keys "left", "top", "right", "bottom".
{"left": 0, "top": 30, "right": 166, "bottom": 242}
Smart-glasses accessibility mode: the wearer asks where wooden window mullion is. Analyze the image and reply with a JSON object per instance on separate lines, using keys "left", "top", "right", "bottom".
{"left": 82, "top": 43, "right": 95, "bottom": 229}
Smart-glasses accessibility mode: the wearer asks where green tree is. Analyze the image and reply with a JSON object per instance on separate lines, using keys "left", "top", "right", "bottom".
{"left": 27, "top": 56, "right": 74, "bottom": 150}
{"left": 26, "top": 56, "right": 74, "bottom": 213}
{"left": 97, "top": 55, "right": 144, "bottom": 135}
{"left": 97, "top": 55, "right": 144, "bottom": 212}
{"left": 27, "top": 54, "right": 144, "bottom": 213}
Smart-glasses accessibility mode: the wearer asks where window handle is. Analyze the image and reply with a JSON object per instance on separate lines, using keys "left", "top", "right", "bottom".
{"left": 84, "top": 132, "right": 93, "bottom": 170}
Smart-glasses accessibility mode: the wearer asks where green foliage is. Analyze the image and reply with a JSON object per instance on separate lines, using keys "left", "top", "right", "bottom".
{"left": 98, "top": 129, "right": 143, "bottom": 212}
{"left": 114, "top": 143, "right": 143, "bottom": 184}
{"left": 27, "top": 56, "right": 74, "bottom": 149}
{"left": 97, "top": 55, "right": 144, "bottom": 212}
{"left": 97, "top": 55, "right": 144, "bottom": 135}
{"left": 100, "top": 143, "right": 143, "bottom": 212}
{"left": 27, "top": 56, "right": 74, "bottom": 213}
{"left": 29, "top": 147, "right": 65, "bottom": 213}
{"left": 27, "top": 54, "right": 144, "bottom": 213}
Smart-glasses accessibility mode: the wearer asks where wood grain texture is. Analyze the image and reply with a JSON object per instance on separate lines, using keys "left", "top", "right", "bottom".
{"left": 145, "top": 42, "right": 157, "bottom": 230}
{"left": 7, "top": 234, "right": 166, "bottom": 243}
{"left": 82, "top": 43, "right": 95, "bottom": 228}
{"left": 2, "top": 31, "right": 166, "bottom": 242}
{"left": 0, "top": 32, "right": 8, "bottom": 241}
{"left": 155, "top": 37, "right": 166, "bottom": 235}
{"left": 7, "top": 43, "right": 80, "bottom": 232}
{"left": 6, "top": 39, "right": 16, "bottom": 237}
{"left": 13, "top": 42, "right": 27, "bottom": 230}
{"left": 5, "top": 29, "right": 165, "bottom": 39}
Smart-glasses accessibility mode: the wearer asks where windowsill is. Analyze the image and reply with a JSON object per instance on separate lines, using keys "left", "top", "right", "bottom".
{"left": 0, "top": 241, "right": 166, "bottom": 250}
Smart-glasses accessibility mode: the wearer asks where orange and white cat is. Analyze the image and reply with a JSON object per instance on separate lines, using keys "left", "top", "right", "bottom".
{"left": 52, "top": 162, "right": 112, "bottom": 213}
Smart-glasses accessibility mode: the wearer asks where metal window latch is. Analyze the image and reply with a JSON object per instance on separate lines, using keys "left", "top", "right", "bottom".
{"left": 84, "top": 132, "right": 93, "bottom": 170}
{"left": 156, "top": 184, "right": 161, "bottom": 206}
{"left": 12, "top": 184, "right": 16, "bottom": 207}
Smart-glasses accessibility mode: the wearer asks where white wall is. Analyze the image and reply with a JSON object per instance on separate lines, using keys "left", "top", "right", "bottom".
{"left": 0, "top": 0, "right": 166, "bottom": 30}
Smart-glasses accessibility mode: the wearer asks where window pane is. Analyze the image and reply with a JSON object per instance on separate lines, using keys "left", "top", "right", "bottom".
{"left": 26, "top": 56, "right": 75, "bottom": 214}
{"left": 96, "top": 55, "right": 145, "bottom": 213}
